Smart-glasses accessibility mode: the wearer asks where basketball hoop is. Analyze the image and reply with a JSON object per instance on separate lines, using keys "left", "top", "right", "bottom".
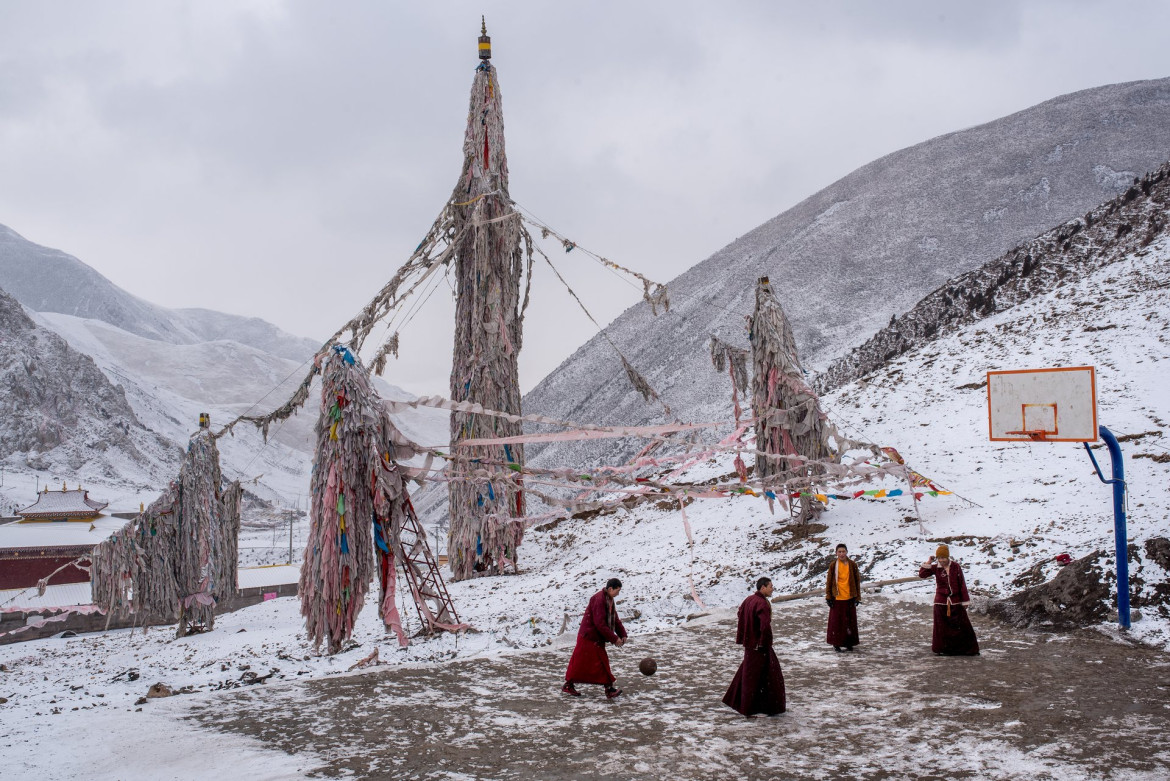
{"left": 987, "top": 368, "right": 1096, "bottom": 443}
{"left": 1005, "top": 430, "right": 1051, "bottom": 441}
{"left": 987, "top": 365, "right": 1129, "bottom": 630}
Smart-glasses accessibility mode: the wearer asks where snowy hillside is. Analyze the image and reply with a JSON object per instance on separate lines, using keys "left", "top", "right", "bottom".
{"left": 417, "top": 174, "right": 1170, "bottom": 654}
{"left": 29, "top": 311, "right": 449, "bottom": 508}
{"left": 31, "top": 310, "right": 319, "bottom": 505}
{"left": 0, "top": 287, "right": 179, "bottom": 487}
{"left": 819, "top": 161, "right": 1170, "bottom": 391}
{"left": 0, "top": 221, "right": 450, "bottom": 511}
{"left": 523, "top": 77, "right": 1170, "bottom": 470}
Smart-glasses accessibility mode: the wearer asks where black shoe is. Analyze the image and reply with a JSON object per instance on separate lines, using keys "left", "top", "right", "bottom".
{"left": 605, "top": 686, "right": 622, "bottom": 699}
{"left": 833, "top": 646, "right": 843, "bottom": 652}
{"left": 845, "top": 646, "right": 855, "bottom": 653}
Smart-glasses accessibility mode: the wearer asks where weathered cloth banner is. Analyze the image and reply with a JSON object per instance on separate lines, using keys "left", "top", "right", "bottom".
{"left": 91, "top": 426, "right": 241, "bottom": 635}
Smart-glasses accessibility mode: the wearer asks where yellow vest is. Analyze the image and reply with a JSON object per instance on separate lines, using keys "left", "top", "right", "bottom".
{"left": 836, "top": 561, "right": 852, "bottom": 601}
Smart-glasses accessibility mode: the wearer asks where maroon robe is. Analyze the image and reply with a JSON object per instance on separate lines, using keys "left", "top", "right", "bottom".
{"left": 826, "top": 600, "right": 859, "bottom": 648}
{"left": 918, "top": 560, "right": 979, "bottom": 656}
{"left": 826, "top": 559, "right": 861, "bottom": 649}
{"left": 564, "top": 589, "right": 627, "bottom": 686}
{"left": 723, "top": 592, "right": 786, "bottom": 716}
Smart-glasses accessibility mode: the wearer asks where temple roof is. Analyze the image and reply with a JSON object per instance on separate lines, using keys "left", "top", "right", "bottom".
{"left": 18, "top": 489, "right": 109, "bottom": 520}
{"left": 0, "top": 516, "right": 127, "bottom": 549}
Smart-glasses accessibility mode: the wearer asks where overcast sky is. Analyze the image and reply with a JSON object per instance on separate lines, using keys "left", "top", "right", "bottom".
{"left": 2, "top": 1, "right": 1170, "bottom": 397}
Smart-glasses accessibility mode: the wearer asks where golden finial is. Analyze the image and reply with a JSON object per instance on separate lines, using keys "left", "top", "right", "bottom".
{"left": 478, "top": 17, "right": 491, "bottom": 60}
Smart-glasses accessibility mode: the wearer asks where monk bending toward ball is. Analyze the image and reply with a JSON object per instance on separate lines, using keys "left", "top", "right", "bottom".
{"left": 563, "top": 578, "right": 628, "bottom": 699}
{"left": 723, "top": 577, "right": 786, "bottom": 717}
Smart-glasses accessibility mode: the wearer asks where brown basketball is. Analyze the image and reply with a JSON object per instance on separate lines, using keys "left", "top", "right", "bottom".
{"left": 639, "top": 657, "right": 657, "bottom": 676}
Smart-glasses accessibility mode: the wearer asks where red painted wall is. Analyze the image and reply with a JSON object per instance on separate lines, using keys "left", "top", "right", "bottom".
{"left": 0, "top": 548, "right": 92, "bottom": 589}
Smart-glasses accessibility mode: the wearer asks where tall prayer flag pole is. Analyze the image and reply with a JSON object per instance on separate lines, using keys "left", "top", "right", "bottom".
{"left": 750, "top": 277, "right": 831, "bottom": 523}
{"left": 447, "top": 20, "right": 528, "bottom": 580}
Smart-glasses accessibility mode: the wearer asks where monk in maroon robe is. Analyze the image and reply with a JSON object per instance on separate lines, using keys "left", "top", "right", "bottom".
{"left": 826, "top": 543, "right": 861, "bottom": 651}
{"left": 723, "top": 577, "right": 786, "bottom": 716}
{"left": 563, "top": 578, "right": 627, "bottom": 699}
{"left": 918, "top": 544, "right": 980, "bottom": 656}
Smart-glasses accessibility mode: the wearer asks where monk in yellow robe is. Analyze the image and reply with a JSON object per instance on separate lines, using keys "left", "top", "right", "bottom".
{"left": 825, "top": 543, "right": 861, "bottom": 651}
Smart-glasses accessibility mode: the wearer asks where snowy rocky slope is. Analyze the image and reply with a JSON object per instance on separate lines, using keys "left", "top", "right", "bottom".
{"left": 28, "top": 310, "right": 449, "bottom": 509}
{"left": 0, "top": 224, "right": 448, "bottom": 510}
{"left": 30, "top": 310, "right": 320, "bottom": 507}
{"left": 0, "top": 286, "right": 179, "bottom": 485}
{"left": 811, "top": 235, "right": 1170, "bottom": 638}
{"left": 523, "top": 77, "right": 1170, "bottom": 470}
{"left": 819, "top": 160, "right": 1170, "bottom": 391}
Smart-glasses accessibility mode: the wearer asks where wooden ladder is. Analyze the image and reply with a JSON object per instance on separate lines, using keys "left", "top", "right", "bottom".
{"left": 396, "top": 496, "right": 463, "bottom": 632}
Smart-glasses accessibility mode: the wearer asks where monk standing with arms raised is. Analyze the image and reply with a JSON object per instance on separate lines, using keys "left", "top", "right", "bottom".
{"left": 723, "top": 577, "right": 786, "bottom": 717}
{"left": 563, "top": 578, "right": 627, "bottom": 699}
{"left": 919, "top": 544, "right": 980, "bottom": 656}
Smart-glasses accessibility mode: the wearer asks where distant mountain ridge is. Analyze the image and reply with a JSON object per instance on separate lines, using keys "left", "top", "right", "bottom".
{"left": 817, "top": 161, "right": 1170, "bottom": 391}
{"left": 0, "top": 223, "right": 319, "bottom": 361}
{"left": 522, "top": 77, "right": 1170, "bottom": 470}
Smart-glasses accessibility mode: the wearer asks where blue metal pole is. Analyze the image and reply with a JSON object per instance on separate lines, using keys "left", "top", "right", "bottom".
{"left": 1083, "top": 425, "right": 1130, "bottom": 629}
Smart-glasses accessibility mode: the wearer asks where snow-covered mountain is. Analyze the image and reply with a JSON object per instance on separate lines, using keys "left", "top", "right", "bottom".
{"left": 0, "top": 223, "right": 319, "bottom": 362}
{"left": 0, "top": 286, "right": 179, "bottom": 484}
{"left": 30, "top": 310, "right": 320, "bottom": 505}
{"left": 481, "top": 174, "right": 1170, "bottom": 649}
{"left": 31, "top": 310, "right": 449, "bottom": 505}
{"left": 523, "top": 77, "right": 1170, "bottom": 470}
{"left": 0, "top": 224, "right": 449, "bottom": 510}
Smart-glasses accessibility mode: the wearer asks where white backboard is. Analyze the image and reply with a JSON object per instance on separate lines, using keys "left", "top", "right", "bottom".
{"left": 987, "top": 366, "right": 1098, "bottom": 442}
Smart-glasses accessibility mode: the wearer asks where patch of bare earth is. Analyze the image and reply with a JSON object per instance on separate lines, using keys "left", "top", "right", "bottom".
{"left": 188, "top": 598, "right": 1170, "bottom": 780}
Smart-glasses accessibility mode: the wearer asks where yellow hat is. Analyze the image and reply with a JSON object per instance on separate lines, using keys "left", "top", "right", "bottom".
{"left": 935, "top": 544, "right": 950, "bottom": 559}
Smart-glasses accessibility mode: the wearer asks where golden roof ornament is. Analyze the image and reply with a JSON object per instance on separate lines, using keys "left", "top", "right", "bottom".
{"left": 478, "top": 16, "right": 491, "bottom": 60}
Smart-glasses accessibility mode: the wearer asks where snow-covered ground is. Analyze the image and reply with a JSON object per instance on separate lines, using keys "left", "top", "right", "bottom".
{"left": 1, "top": 241, "right": 1168, "bottom": 778}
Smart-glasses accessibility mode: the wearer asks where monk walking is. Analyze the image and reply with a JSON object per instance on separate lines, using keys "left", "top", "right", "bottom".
{"left": 825, "top": 543, "right": 861, "bottom": 652}
{"left": 918, "top": 544, "right": 980, "bottom": 656}
{"left": 563, "top": 577, "right": 627, "bottom": 699}
{"left": 723, "top": 577, "right": 786, "bottom": 717}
